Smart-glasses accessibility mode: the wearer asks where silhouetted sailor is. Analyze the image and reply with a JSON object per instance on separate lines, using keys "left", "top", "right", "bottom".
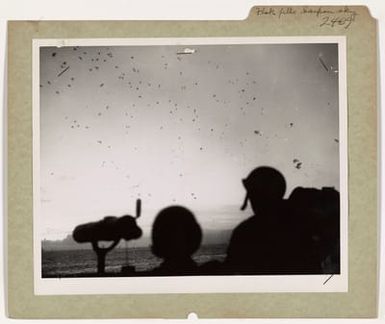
{"left": 225, "top": 167, "right": 290, "bottom": 274}
{"left": 225, "top": 166, "right": 325, "bottom": 275}
{"left": 225, "top": 166, "right": 341, "bottom": 275}
{"left": 150, "top": 206, "right": 202, "bottom": 276}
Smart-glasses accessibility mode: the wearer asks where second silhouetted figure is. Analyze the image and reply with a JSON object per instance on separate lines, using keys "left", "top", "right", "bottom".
{"left": 225, "top": 166, "right": 322, "bottom": 275}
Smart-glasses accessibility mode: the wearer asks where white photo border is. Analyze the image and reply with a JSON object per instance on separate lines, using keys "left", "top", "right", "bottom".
{"left": 32, "top": 36, "right": 348, "bottom": 295}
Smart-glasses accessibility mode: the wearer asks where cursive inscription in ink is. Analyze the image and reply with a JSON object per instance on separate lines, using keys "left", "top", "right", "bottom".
{"left": 254, "top": 6, "right": 358, "bottom": 30}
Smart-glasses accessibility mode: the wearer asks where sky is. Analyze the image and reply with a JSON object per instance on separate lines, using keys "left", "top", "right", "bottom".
{"left": 39, "top": 42, "right": 339, "bottom": 243}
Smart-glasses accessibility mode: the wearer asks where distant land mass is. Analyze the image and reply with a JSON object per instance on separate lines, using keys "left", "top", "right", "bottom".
{"left": 41, "top": 229, "right": 233, "bottom": 251}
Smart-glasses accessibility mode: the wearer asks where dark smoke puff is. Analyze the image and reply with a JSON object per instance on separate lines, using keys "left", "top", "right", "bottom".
{"left": 73, "top": 215, "right": 141, "bottom": 243}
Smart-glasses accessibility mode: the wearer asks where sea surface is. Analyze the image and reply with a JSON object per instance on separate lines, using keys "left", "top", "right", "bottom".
{"left": 42, "top": 244, "right": 227, "bottom": 277}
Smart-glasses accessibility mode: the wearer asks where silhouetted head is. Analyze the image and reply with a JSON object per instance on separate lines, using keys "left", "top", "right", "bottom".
{"left": 241, "top": 166, "right": 286, "bottom": 213}
{"left": 151, "top": 206, "right": 202, "bottom": 261}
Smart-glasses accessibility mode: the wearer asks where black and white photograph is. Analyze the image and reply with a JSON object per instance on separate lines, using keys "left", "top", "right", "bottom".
{"left": 34, "top": 37, "right": 347, "bottom": 294}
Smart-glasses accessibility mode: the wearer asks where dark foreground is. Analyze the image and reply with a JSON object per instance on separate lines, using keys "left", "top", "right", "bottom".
{"left": 42, "top": 244, "right": 227, "bottom": 278}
